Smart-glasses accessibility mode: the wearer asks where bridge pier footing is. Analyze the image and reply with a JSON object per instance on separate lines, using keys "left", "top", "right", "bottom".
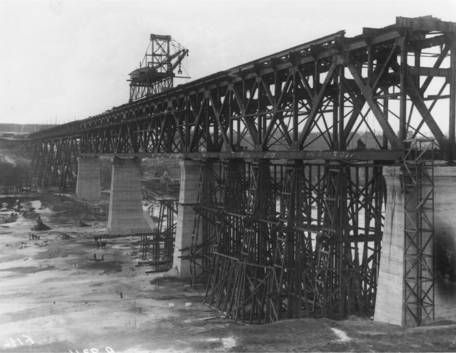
{"left": 375, "top": 165, "right": 456, "bottom": 326}
{"left": 172, "top": 160, "right": 201, "bottom": 278}
{"left": 75, "top": 156, "right": 101, "bottom": 201}
{"left": 107, "top": 157, "right": 150, "bottom": 234}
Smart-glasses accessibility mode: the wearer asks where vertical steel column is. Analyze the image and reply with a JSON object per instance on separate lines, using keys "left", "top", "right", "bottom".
{"left": 450, "top": 36, "right": 456, "bottom": 161}
{"left": 402, "top": 139, "right": 435, "bottom": 326}
{"left": 337, "top": 66, "right": 345, "bottom": 150}
{"left": 399, "top": 34, "right": 408, "bottom": 141}
{"left": 382, "top": 88, "right": 389, "bottom": 149}
{"left": 292, "top": 68, "right": 299, "bottom": 148}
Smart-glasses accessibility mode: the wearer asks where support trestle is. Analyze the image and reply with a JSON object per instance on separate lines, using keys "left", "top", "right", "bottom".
{"left": 183, "top": 159, "right": 385, "bottom": 323}
{"left": 139, "top": 198, "right": 177, "bottom": 272}
{"left": 402, "top": 139, "right": 435, "bottom": 326}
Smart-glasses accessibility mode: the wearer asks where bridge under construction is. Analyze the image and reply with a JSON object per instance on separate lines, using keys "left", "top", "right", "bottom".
{"left": 27, "top": 16, "right": 456, "bottom": 327}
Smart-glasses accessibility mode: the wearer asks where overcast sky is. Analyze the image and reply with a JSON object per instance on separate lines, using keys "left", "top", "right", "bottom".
{"left": 0, "top": 0, "right": 455, "bottom": 124}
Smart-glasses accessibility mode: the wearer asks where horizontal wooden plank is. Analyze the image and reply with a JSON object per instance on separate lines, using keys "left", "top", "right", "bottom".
{"left": 81, "top": 150, "right": 404, "bottom": 161}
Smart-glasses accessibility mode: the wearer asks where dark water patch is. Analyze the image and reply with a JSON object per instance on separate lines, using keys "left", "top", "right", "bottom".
{"left": 0, "top": 301, "right": 95, "bottom": 324}
{"left": 89, "top": 282, "right": 104, "bottom": 287}
{"left": 33, "top": 240, "right": 86, "bottom": 260}
{"left": 34, "top": 247, "right": 72, "bottom": 260}
{"left": 151, "top": 295, "right": 183, "bottom": 301}
{"left": 0, "top": 213, "right": 18, "bottom": 224}
{"left": 127, "top": 303, "right": 147, "bottom": 315}
{"left": 22, "top": 210, "right": 38, "bottom": 219}
{"left": 0, "top": 265, "right": 55, "bottom": 274}
{"left": 79, "top": 260, "right": 122, "bottom": 274}
{"left": 0, "top": 253, "right": 25, "bottom": 262}
{"left": 150, "top": 276, "right": 185, "bottom": 285}
{"left": 40, "top": 193, "right": 107, "bottom": 225}
{"left": 153, "top": 294, "right": 203, "bottom": 302}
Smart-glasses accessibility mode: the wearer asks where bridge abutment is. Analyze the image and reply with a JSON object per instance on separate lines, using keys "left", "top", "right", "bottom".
{"left": 75, "top": 156, "right": 101, "bottom": 201}
{"left": 375, "top": 165, "right": 456, "bottom": 326}
{"left": 172, "top": 159, "right": 201, "bottom": 278}
{"left": 107, "top": 157, "right": 150, "bottom": 234}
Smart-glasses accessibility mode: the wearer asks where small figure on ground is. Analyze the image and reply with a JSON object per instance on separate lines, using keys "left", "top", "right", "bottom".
{"left": 31, "top": 215, "right": 51, "bottom": 231}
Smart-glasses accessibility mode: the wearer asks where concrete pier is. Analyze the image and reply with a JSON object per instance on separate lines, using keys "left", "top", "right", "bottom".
{"left": 107, "top": 157, "right": 150, "bottom": 234}
{"left": 172, "top": 160, "right": 201, "bottom": 278}
{"left": 374, "top": 166, "right": 406, "bottom": 326}
{"left": 432, "top": 166, "right": 456, "bottom": 321}
{"left": 375, "top": 165, "right": 456, "bottom": 326}
{"left": 75, "top": 156, "right": 101, "bottom": 201}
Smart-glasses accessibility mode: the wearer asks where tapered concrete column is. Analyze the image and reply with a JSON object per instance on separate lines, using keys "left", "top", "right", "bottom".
{"left": 172, "top": 159, "right": 201, "bottom": 278}
{"left": 432, "top": 166, "right": 456, "bottom": 321}
{"left": 374, "top": 166, "right": 405, "bottom": 326}
{"left": 107, "top": 157, "right": 150, "bottom": 234}
{"left": 76, "top": 156, "right": 101, "bottom": 201}
{"left": 375, "top": 165, "right": 456, "bottom": 325}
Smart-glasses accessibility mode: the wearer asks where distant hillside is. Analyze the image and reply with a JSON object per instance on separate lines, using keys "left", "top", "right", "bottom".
{"left": 0, "top": 123, "right": 55, "bottom": 136}
{"left": 238, "top": 130, "right": 385, "bottom": 151}
{"left": 0, "top": 124, "right": 46, "bottom": 190}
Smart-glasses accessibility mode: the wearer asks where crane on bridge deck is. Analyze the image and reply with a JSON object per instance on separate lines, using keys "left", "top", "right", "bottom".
{"left": 128, "top": 34, "right": 189, "bottom": 102}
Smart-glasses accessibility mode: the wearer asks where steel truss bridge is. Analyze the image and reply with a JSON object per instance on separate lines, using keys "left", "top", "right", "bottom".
{"left": 28, "top": 16, "right": 456, "bottom": 326}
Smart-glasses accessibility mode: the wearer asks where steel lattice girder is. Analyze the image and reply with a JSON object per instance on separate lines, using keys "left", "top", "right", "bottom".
{"left": 27, "top": 16, "right": 456, "bottom": 165}
{"left": 31, "top": 136, "right": 79, "bottom": 190}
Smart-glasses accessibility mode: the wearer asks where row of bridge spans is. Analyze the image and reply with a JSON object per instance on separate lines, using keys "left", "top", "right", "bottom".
{"left": 25, "top": 16, "right": 456, "bottom": 327}
{"left": 28, "top": 16, "right": 456, "bottom": 189}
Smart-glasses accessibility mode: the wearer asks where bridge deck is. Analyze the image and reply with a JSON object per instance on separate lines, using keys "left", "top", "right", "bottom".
{"left": 28, "top": 16, "right": 456, "bottom": 187}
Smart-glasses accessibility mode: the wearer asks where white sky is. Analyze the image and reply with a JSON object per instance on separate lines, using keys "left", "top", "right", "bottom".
{"left": 0, "top": 0, "right": 455, "bottom": 124}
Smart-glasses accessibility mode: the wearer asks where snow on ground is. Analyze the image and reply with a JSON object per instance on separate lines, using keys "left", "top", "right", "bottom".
{"left": 0, "top": 194, "right": 455, "bottom": 352}
{"left": 331, "top": 327, "right": 351, "bottom": 342}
